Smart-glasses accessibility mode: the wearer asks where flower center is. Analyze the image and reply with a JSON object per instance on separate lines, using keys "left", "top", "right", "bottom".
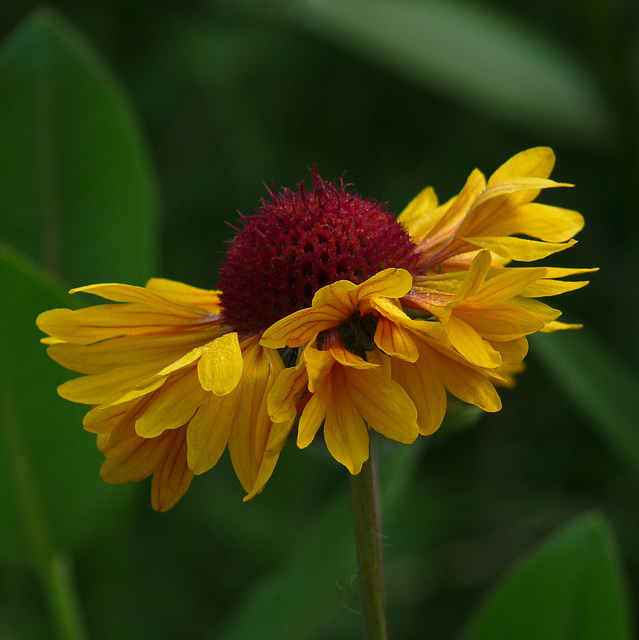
{"left": 218, "top": 169, "right": 420, "bottom": 335}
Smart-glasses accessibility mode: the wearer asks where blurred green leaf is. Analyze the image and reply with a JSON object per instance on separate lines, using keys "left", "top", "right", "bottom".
{"left": 278, "top": 0, "right": 614, "bottom": 144}
{"left": 460, "top": 513, "right": 632, "bottom": 640}
{"left": 531, "top": 330, "right": 639, "bottom": 481}
{"left": 0, "top": 8, "right": 157, "bottom": 286}
{"left": 0, "top": 245, "right": 133, "bottom": 564}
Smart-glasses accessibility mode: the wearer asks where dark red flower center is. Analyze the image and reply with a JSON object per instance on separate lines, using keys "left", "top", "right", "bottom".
{"left": 218, "top": 169, "right": 420, "bottom": 335}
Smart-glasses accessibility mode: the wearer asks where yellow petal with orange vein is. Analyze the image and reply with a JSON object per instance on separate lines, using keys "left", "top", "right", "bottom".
{"left": 267, "top": 361, "right": 309, "bottom": 423}
{"left": 323, "top": 374, "right": 370, "bottom": 474}
{"left": 71, "top": 283, "right": 204, "bottom": 316}
{"left": 58, "top": 362, "right": 166, "bottom": 405}
{"left": 374, "top": 315, "right": 419, "bottom": 362}
{"left": 135, "top": 370, "right": 206, "bottom": 438}
{"left": 197, "top": 332, "right": 243, "bottom": 395}
{"left": 36, "top": 303, "right": 209, "bottom": 344}
{"left": 187, "top": 391, "right": 238, "bottom": 474}
{"left": 260, "top": 306, "right": 343, "bottom": 348}
{"left": 354, "top": 268, "right": 413, "bottom": 305}
{"left": 150, "top": 428, "right": 194, "bottom": 512}
{"left": 145, "top": 278, "right": 222, "bottom": 313}
{"left": 304, "top": 346, "right": 336, "bottom": 392}
{"left": 329, "top": 342, "right": 378, "bottom": 369}
{"left": 345, "top": 367, "right": 418, "bottom": 444}
{"left": 83, "top": 400, "right": 137, "bottom": 434}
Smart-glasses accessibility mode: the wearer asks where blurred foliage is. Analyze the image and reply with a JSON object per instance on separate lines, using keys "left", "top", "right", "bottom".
{"left": 0, "top": 1, "right": 638, "bottom": 638}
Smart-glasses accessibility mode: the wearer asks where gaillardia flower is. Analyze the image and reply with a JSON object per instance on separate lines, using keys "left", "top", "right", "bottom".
{"left": 37, "top": 147, "right": 593, "bottom": 510}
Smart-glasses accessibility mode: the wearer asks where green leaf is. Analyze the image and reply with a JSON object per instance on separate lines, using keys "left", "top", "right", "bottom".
{"left": 0, "top": 8, "right": 157, "bottom": 285}
{"left": 0, "top": 246, "right": 133, "bottom": 564}
{"left": 280, "top": 0, "right": 613, "bottom": 143}
{"left": 531, "top": 330, "right": 639, "bottom": 481}
{"left": 460, "top": 513, "right": 632, "bottom": 640}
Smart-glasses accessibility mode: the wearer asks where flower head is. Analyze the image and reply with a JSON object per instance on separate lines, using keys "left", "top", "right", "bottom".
{"left": 37, "top": 148, "right": 594, "bottom": 509}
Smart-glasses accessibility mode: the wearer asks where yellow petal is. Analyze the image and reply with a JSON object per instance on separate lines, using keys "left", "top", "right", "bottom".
{"left": 304, "top": 345, "right": 336, "bottom": 392}
{"left": 83, "top": 400, "right": 135, "bottom": 434}
{"left": 267, "top": 362, "right": 309, "bottom": 423}
{"left": 502, "top": 202, "right": 584, "bottom": 242}
{"left": 228, "top": 339, "right": 284, "bottom": 492}
{"left": 37, "top": 303, "right": 213, "bottom": 344}
{"left": 58, "top": 362, "right": 166, "bottom": 405}
{"left": 391, "top": 352, "right": 447, "bottom": 436}
{"left": 522, "top": 278, "right": 589, "bottom": 297}
{"left": 243, "top": 417, "right": 296, "bottom": 501}
{"left": 469, "top": 267, "right": 547, "bottom": 305}
{"left": 420, "top": 339, "right": 502, "bottom": 412}
{"left": 260, "top": 306, "right": 343, "bottom": 348}
{"left": 100, "top": 422, "right": 167, "bottom": 483}
{"left": 145, "top": 278, "right": 222, "bottom": 313}
{"left": 464, "top": 236, "right": 576, "bottom": 262}
{"left": 328, "top": 341, "right": 378, "bottom": 369}
{"left": 354, "top": 268, "right": 413, "bottom": 305}
{"left": 490, "top": 337, "right": 529, "bottom": 364}
{"left": 197, "top": 332, "right": 243, "bottom": 395}
{"left": 453, "top": 250, "right": 492, "bottom": 302}
{"left": 297, "top": 389, "right": 327, "bottom": 449}
{"left": 541, "top": 320, "right": 583, "bottom": 332}
{"left": 323, "top": 375, "right": 370, "bottom": 475}
{"left": 150, "top": 428, "right": 194, "bottom": 512}
{"left": 397, "top": 186, "right": 440, "bottom": 240}
{"left": 374, "top": 315, "right": 419, "bottom": 362}
{"left": 186, "top": 391, "right": 237, "bottom": 474}
{"left": 45, "top": 328, "right": 222, "bottom": 375}
{"left": 488, "top": 147, "right": 556, "bottom": 183}
{"left": 70, "top": 283, "right": 204, "bottom": 317}
{"left": 446, "top": 315, "right": 502, "bottom": 368}
{"left": 471, "top": 177, "right": 571, "bottom": 212}
{"left": 454, "top": 299, "right": 559, "bottom": 341}
{"left": 345, "top": 367, "right": 418, "bottom": 444}
{"left": 416, "top": 169, "right": 486, "bottom": 256}
{"left": 135, "top": 370, "right": 206, "bottom": 438}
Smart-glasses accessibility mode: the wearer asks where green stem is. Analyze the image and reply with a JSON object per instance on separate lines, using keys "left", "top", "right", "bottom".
{"left": 349, "top": 454, "right": 388, "bottom": 640}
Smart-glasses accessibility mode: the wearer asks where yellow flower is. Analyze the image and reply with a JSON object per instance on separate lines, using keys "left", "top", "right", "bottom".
{"left": 37, "top": 279, "right": 288, "bottom": 510}
{"left": 37, "top": 150, "right": 593, "bottom": 509}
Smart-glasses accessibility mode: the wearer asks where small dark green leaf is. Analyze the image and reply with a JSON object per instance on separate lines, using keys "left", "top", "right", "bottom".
{"left": 460, "top": 513, "right": 632, "bottom": 640}
{"left": 0, "top": 8, "right": 157, "bottom": 285}
{"left": 0, "top": 246, "right": 133, "bottom": 564}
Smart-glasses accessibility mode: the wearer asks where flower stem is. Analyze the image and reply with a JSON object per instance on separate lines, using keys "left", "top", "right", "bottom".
{"left": 349, "top": 454, "right": 388, "bottom": 640}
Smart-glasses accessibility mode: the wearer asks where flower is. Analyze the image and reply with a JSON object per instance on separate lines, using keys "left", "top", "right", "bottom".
{"left": 37, "top": 147, "right": 593, "bottom": 509}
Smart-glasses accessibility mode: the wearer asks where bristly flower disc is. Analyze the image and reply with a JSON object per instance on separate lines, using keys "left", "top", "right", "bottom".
{"left": 218, "top": 169, "right": 420, "bottom": 335}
